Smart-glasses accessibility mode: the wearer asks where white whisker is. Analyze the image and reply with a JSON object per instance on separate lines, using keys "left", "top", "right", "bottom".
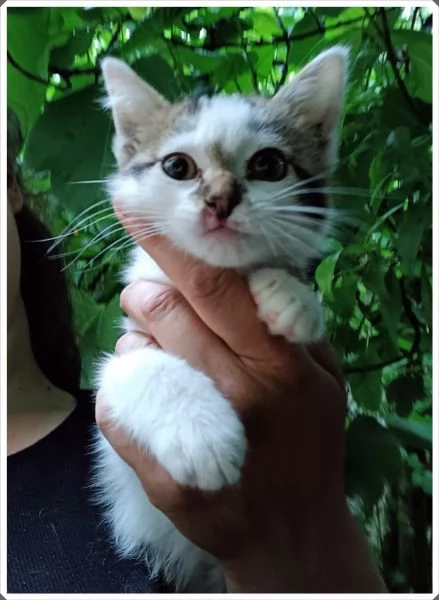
{"left": 44, "top": 200, "right": 113, "bottom": 253}
{"left": 78, "top": 225, "right": 172, "bottom": 273}
{"left": 68, "top": 180, "right": 108, "bottom": 185}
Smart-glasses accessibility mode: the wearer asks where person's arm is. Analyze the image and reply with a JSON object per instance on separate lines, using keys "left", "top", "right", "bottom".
{"left": 96, "top": 201, "right": 386, "bottom": 593}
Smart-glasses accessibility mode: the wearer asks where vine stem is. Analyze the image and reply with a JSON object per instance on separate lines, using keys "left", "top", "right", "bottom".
{"left": 365, "top": 7, "right": 428, "bottom": 128}
{"left": 343, "top": 355, "right": 408, "bottom": 375}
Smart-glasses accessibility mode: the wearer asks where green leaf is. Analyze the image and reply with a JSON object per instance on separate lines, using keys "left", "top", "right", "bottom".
{"left": 386, "top": 374, "right": 424, "bottom": 417}
{"left": 176, "top": 47, "right": 224, "bottom": 76}
{"left": 7, "top": 8, "right": 52, "bottom": 135}
{"left": 315, "top": 8, "right": 343, "bottom": 17}
{"left": 254, "top": 46, "right": 275, "bottom": 77}
{"left": 252, "top": 10, "right": 282, "bottom": 36}
{"left": 324, "top": 7, "right": 364, "bottom": 46}
{"left": 348, "top": 370, "right": 383, "bottom": 411}
{"left": 386, "top": 415, "right": 432, "bottom": 450}
{"left": 421, "top": 265, "right": 432, "bottom": 330}
{"left": 396, "top": 203, "right": 431, "bottom": 275}
{"left": 420, "top": 470, "right": 432, "bottom": 495}
{"left": 133, "top": 55, "right": 180, "bottom": 100}
{"left": 380, "top": 88, "right": 426, "bottom": 135}
{"left": 24, "top": 86, "right": 114, "bottom": 214}
{"left": 289, "top": 14, "right": 326, "bottom": 68}
{"left": 361, "top": 260, "right": 400, "bottom": 345}
{"left": 315, "top": 249, "right": 342, "bottom": 301}
{"left": 79, "top": 295, "right": 121, "bottom": 388}
{"left": 212, "top": 53, "right": 247, "bottom": 88}
{"left": 346, "top": 416, "right": 402, "bottom": 507}
{"left": 79, "top": 7, "right": 126, "bottom": 24}
{"left": 392, "top": 30, "right": 432, "bottom": 103}
{"left": 330, "top": 273, "right": 357, "bottom": 319}
{"left": 127, "top": 7, "right": 149, "bottom": 21}
{"left": 70, "top": 287, "right": 102, "bottom": 337}
{"left": 191, "top": 7, "right": 240, "bottom": 26}
{"left": 50, "top": 30, "right": 94, "bottom": 69}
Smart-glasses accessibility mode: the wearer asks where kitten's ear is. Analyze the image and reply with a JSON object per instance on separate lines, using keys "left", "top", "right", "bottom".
{"left": 270, "top": 46, "right": 348, "bottom": 168}
{"left": 101, "top": 57, "right": 170, "bottom": 165}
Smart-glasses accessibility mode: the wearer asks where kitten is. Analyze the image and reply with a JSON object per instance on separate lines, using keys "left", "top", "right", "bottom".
{"left": 94, "top": 46, "right": 348, "bottom": 591}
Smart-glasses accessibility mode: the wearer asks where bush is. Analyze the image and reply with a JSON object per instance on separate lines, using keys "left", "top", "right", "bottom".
{"left": 7, "top": 6, "right": 432, "bottom": 591}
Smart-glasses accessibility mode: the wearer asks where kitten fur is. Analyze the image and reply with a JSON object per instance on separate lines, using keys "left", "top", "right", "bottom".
{"left": 94, "top": 46, "right": 348, "bottom": 592}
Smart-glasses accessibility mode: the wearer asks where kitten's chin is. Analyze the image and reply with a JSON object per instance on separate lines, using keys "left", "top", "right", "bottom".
{"left": 171, "top": 230, "right": 263, "bottom": 269}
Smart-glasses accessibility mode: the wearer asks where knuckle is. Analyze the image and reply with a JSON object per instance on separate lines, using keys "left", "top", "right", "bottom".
{"left": 139, "top": 287, "right": 180, "bottom": 322}
{"left": 119, "top": 285, "right": 133, "bottom": 313}
{"left": 188, "top": 265, "right": 232, "bottom": 303}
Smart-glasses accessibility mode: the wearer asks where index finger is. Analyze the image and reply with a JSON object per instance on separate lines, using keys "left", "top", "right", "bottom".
{"left": 114, "top": 200, "right": 289, "bottom": 360}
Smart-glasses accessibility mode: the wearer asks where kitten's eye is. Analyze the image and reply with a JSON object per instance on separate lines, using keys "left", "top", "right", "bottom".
{"left": 162, "top": 153, "right": 198, "bottom": 180}
{"left": 247, "top": 148, "right": 287, "bottom": 181}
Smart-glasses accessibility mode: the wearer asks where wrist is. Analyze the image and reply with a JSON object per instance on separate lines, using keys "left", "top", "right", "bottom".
{"left": 220, "top": 497, "right": 385, "bottom": 593}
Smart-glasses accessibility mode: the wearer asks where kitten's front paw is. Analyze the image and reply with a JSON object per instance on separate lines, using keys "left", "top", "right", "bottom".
{"left": 248, "top": 268, "right": 324, "bottom": 343}
{"left": 98, "top": 348, "right": 247, "bottom": 492}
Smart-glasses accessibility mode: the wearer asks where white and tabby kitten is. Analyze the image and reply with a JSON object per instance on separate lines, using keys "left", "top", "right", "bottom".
{"left": 94, "top": 46, "right": 348, "bottom": 592}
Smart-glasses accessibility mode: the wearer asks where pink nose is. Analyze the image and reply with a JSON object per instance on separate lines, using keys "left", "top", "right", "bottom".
{"left": 203, "top": 172, "right": 242, "bottom": 220}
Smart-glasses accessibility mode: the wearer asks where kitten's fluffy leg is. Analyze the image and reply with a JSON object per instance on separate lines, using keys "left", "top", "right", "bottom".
{"left": 94, "top": 430, "right": 225, "bottom": 590}
{"left": 97, "top": 347, "right": 246, "bottom": 491}
{"left": 248, "top": 268, "right": 324, "bottom": 343}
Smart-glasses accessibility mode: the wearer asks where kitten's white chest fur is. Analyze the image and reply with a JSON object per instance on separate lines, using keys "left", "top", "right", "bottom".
{"left": 94, "top": 46, "right": 348, "bottom": 591}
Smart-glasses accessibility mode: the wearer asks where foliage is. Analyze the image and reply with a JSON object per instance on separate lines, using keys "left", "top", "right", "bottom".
{"left": 7, "top": 6, "right": 432, "bottom": 592}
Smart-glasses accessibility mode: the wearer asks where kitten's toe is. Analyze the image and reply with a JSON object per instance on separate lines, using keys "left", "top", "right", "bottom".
{"left": 158, "top": 406, "right": 247, "bottom": 491}
{"left": 249, "top": 268, "right": 325, "bottom": 344}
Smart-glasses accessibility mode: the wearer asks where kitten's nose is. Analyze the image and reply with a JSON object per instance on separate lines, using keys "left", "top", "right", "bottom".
{"left": 203, "top": 172, "right": 242, "bottom": 220}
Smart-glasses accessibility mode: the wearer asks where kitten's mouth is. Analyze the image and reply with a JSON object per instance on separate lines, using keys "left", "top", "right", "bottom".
{"left": 201, "top": 213, "right": 244, "bottom": 237}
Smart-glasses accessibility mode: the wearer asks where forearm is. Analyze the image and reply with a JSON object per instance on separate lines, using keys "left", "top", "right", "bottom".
{"left": 222, "top": 501, "right": 386, "bottom": 593}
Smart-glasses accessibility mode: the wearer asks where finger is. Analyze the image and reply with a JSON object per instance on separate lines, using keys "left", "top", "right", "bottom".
{"left": 95, "top": 395, "right": 166, "bottom": 483}
{"left": 113, "top": 200, "right": 290, "bottom": 361}
{"left": 115, "top": 331, "right": 159, "bottom": 354}
{"left": 120, "top": 279, "right": 239, "bottom": 385}
{"left": 306, "top": 340, "right": 346, "bottom": 391}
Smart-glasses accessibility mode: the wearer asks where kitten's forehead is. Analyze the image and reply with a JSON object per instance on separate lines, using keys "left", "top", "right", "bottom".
{"left": 161, "top": 95, "right": 282, "bottom": 160}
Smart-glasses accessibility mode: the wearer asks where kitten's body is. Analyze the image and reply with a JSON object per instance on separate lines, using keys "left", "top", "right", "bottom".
{"left": 94, "top": 47, "right": 348, "bottom": 591}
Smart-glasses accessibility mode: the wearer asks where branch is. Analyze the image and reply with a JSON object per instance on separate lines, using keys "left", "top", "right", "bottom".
{"left": 368, "top": 8, "right": 428, "bottom": 127}
{"left": 343, "top": 355, "right": 407, "bottom": 375}
{"left": 355, "top": 289, "right": 381, "bottom": 326}
{"left": 410, "top": 7, "right": 420, "bottom": 30}
{"left": 49, "top": 65, "right": 99, "bottom": 78}
{"left": 165, "top": 12, "right": 380, "bottom": 52}
{"left": 399, "top": 278, "right": 422, "bottom": 357}
{"left": 49, "top": 22, "right": 122, "bottom": 87}
{"left": 8, "top": 51, "right": 50, "bottom": 86}
{"left": 49, "top": 20, "right": 125, "bottom": 86}
{"left": 344, "top": 275, "right": 423, "bottom": 375}
{"left": 273, "top": 8, "right": 290, "bottom": 90}
{"left": 237, "top": 20, "right": 258, "bottom": 92}
{"left": 308, "top": 9, "right": 325, "bottom": 33}
{"left": 107, "top": 22, "right": 122, "bottom": 53}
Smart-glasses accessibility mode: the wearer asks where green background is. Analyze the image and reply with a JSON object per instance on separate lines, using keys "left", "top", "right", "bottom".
{"left": 7, "top": 6, "right": 432, "bottom": 592}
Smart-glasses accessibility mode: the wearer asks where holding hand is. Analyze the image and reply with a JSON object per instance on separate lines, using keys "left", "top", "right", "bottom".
{"left": 96, "top": 202, "right": 385, "bottom": 592}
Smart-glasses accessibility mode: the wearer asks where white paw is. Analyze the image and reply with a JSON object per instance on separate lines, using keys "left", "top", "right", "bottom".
{"left": 248, "top": 268, "right": 324, "bottom": 343}
{"left": 97, "top": 348, "right": 247, "bottom": 491}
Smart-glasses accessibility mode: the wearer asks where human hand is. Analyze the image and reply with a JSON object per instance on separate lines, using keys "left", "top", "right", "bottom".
{"left": 96, "top": 201, "right": 384, "bottom": 592}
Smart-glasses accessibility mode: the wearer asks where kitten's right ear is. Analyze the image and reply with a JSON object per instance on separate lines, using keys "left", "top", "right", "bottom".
{"left": 101, "top": 57, "right": 170, "bottom": 165}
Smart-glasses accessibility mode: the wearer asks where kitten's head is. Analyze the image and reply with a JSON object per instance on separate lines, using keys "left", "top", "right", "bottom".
{"left": 102, "top": 47, "right": 348, "bottom": 269}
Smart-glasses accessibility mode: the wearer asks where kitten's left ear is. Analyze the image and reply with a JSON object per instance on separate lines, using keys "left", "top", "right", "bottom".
{"left": 270, "top": 46, "right": 348, "bottom": 163}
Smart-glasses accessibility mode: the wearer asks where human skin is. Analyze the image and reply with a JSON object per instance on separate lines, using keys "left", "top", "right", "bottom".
{"left": 96, "top": 201, "right": 386, "bottom": 592}
{"left": 7, "top": 199, "right": 76, "bottom": 456}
